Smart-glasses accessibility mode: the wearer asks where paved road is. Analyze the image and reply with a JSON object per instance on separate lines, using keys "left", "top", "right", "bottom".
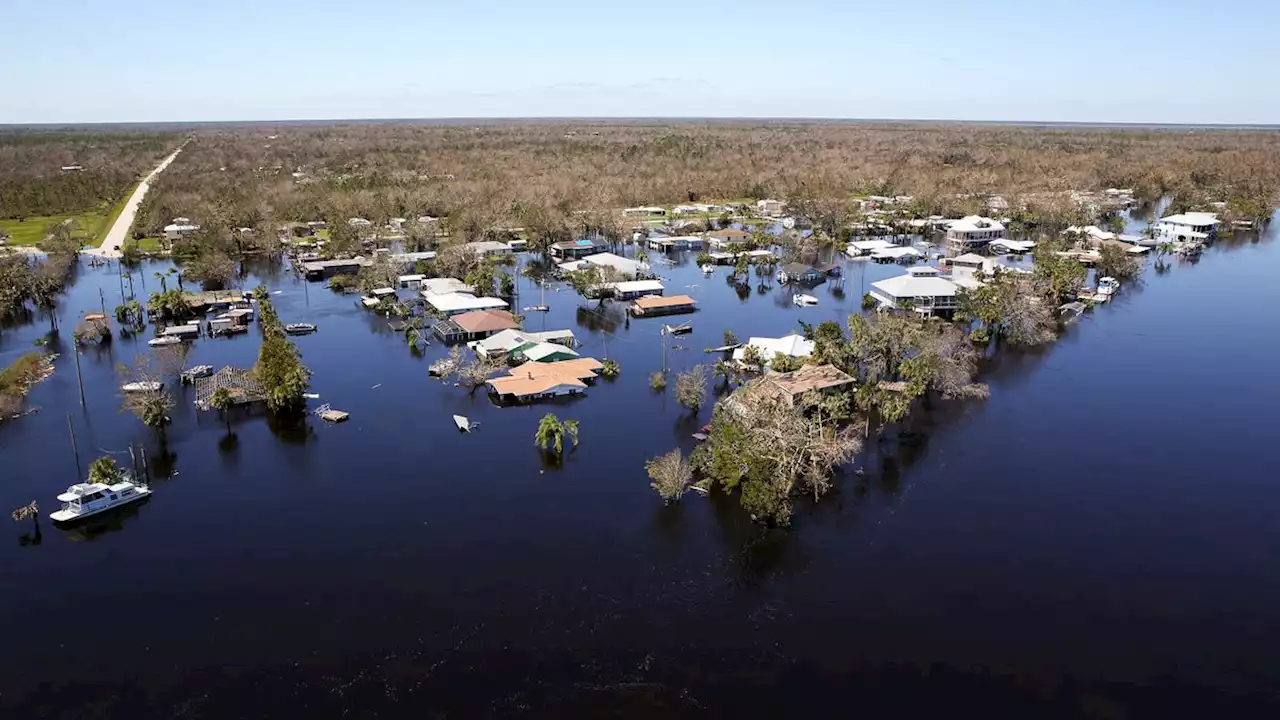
{"left": 85, "top": 143, "right": 186, "bottom": 259}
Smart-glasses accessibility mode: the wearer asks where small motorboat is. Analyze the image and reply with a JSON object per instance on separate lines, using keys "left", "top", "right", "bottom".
{"left": 664, "top": 321, "right": 693, "bottom": 336}
{"left": 453, "top": 414, "right": 478, "bottom": 432}
{"left": 285, "top": 322, "right": 317, "bottom": 335}
{"left": 793, "top": 293, "right": 819, "bottom": 307}
{"left": 50, "top": 478, "right": 151, "bottom": 523}
{"left": 701, "top": 264, "right": 714, "bottom": 274}
{"left": 1096, "top": 276, "right": 1119, "bottom": 298}
{"left": 180, "top": 364, "right": 213, "bottom": 384}
{"left": 121, "top": 381, "right": 163, "bottom": 393}
{"left": 147, "top": 336, "right": 182, "bottom": 347}
{"left": 522, "top": 305, "right": 550, "bottom": 312}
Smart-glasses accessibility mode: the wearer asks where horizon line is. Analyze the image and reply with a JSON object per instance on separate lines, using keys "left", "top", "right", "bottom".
{"left": 2, "top": 116, "right": 1279, "bottom": 131}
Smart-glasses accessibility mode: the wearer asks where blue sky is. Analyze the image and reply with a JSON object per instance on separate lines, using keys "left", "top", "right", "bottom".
{"left": 2, "top": 0, "right": 1275, "bottom": 124}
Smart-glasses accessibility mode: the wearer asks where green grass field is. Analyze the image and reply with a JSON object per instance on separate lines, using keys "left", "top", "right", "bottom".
{"left": 124, "top": 236, "right": 163, "bottom": 252}
{"left": 0, "top": 213, "right": 108, "bottom": 247}
{"left": 0, "top": 180, "right": 137, "bottom": 249}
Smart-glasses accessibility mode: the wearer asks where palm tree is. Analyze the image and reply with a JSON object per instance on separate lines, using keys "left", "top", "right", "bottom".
{"left": 534, "top": 413, "right": 579, "bottom": 455}
{"left": 88, "top": 456, "right": 125, "bottom": 484}
{"left": 210, "top": 387, "right": 234, "bottom": 433}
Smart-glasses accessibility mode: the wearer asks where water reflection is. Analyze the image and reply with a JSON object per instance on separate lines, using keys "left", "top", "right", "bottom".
{"left": 55, "top": 498, "right": 150, "bottom": 542}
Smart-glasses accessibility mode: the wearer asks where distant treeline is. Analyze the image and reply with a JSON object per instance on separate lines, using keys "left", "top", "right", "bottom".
{"left": 129, "top": 122, "right": 1280, "bottom": 237}
{"left": 0, "top": 131, "right": 181, "bottom": 218}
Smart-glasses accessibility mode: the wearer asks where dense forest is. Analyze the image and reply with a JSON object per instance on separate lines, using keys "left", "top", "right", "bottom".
{"left": 0, "top": 131, "right": 180, "bottom": 218}
{"left": 131, "top": 122, "right": 1280, "bottom": 237}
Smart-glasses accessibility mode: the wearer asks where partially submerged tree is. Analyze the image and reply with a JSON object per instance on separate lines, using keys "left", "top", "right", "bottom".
{"left": 646, "top": 448, "right": 693, "bottom": 504}
{"left": 210, "top": 387, "right": 234, "bottom": 433}
{"left": 675, "top": 365, "right": 707, "bottom": 413}
{"left": 450, "top": 352, "right": 504, "bottom": 394}
{"left": 119, "top": 353, "right": 176, "bottom": 438}
{"left": 534, "top": 413, "right": 580, "bottom": 455}
{"left": 88, "top": 456, "right": 126, "bottom": 484}
{"left": 693, "top": 389, "right": 863, "bottom": 525}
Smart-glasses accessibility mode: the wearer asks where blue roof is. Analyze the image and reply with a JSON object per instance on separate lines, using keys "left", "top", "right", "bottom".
{"left": 574, "top": 239, "right": 594, "bottom": 246}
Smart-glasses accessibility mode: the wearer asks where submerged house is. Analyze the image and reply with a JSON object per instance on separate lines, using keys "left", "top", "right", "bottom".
{"left": 581, "top": 252, "right": 649, "bottom": 279}
{"left": 470, "top": 328, "right": 577, "bottom": 360}
{"left": 463, "top": 240, "right": 514, "bottom": 259}
{"left": 647, "top": 235, "right": 704, "bottom": 251}
{"left": 732, "top": 334, "right": 814, "bottom": 369}
{"left": 777, "top": 262, "right": 825, "bottom": 285}
{"left": 420, "top": 277, "right": 475, "bottom": 297}
{"left": 486, "top": 358, "right": 605, "bottom": 403}
{"left": 725, "top": 364, "right": 856, "bottom": 414}
{"left": 550, "top": 237, "right": 610, "bottom": 259}
{"left": 869, "top": 266, "right": 959, "bottom": 315}
{"left": 758, "top": 364, "right": 855, "bottom": 406}
{"left": 513, "top": 341, "right": 580, "bottom": 364}
{"left": 1154, "top": 212, "right": 1219, "bottom": 242}
{"left": 425, "top": 292, "right": 509, "bottom": 316}
{"left": 193, "top": 367, "right": 267, "bottom": 410}
{"left": 431, "top": 309, "right": 520, "bottom": 343}
{"left": 609, "top": 279, "right": 665, "bottom": 301}
{"left": 946, "top": 216, "right": 1005, "bottom": 247}
{"left": 630, "top": 294, "right": 697, "bottom": 317}
{"left": 705, "top": 228, "right": 749, "bottom": 250}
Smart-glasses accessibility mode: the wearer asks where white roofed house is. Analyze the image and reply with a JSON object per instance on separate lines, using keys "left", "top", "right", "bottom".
{"left": 610, "top": 279, "right": 665, "bottom": 300}
{"left": 756, "top": 199, "right": 785, "bottom": 217}
{"left": 869, "top": 267, "right": 960, "bottom": 316}
{"left": 164, "top": 220, "right": 201, "bottom": 240}
{"left": 463, "top": 240, "right": 514, "bottom": 259}
{"left": 622, "top": 206, "right": 667, "bottom": 218}
{"left": 582, "top": 252, "right": 649, "bottom": 279}
{"left": 732, "top": 334, "right": 815, "bottom": 369}
{"left": 946, "top": 216, "right": 1005, "bottom": 247}
{"left": 419, "top": 278, "right": 474, "bottom": 297}
{"left": 1154, "top": 212, "right": 1219, "bottom": 242}
{"left": 425, "top": 292, "right": 508, "bottom": 316}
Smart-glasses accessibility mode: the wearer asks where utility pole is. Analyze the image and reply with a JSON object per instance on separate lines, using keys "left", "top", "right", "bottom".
{"left": 117, "top": 260, "right": 126, "bottom": 303}
{"left": 99, "top": 288, "right": 106, "bottom": 316}
{"left": 72, "top": 345, "right": 86, "bottom": 407}
{"left": 660, "top": 327, "right": 668, "bottom": 373}
{"left": 66, "top": 414, "right": 82, "bottom": 480}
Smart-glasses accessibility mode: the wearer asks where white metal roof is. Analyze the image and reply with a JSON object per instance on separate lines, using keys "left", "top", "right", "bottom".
{"left": 583, "top": 252, "right": 647, "bottom": 278}
{"left": 871, "top": 274, "right": 959, "bottom": 299}
{"left": 952, "top": 253, "right": 986, "bottom": 265}
{"left": 732, "top": 334, "right": 814, "bottom": 363}
{"left": 521, "top": 342, "right": 579, "bottom": 361}
{"left": 425, "top": 293, "right": 508, "bottom": 314}
{"left": 612, "top": 280, "right": 665, "bottom": 294}
{"left": 850, "top": 239, "right": 897, "bottom": 251}
{"left": 948, "top": 215, "right": 1005, "bottom": 233}
{"left": 871, "top": 246, "right": 923, "bottom": 259}
{"left": 1159, "top": 212, "right": 1219, "bottom": 227}
{"left": 420, "top": 278, "right": 474, "bottom": 296}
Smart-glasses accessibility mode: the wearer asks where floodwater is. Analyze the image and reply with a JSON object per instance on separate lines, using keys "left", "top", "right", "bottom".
{"left": 3, "top": 216, "right": 1280, "bottom": 717}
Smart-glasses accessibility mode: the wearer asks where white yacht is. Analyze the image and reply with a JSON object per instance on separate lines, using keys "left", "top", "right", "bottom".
{"left": 1096, "top": 276, "right": 1119, "bottom": 298}
{"left": 50, "top": 478, "right": 151, "bottom": 523}
{"left": 148, "top": 336, "right": 182, "bottom": 347}
{"left": 793, "top": 293, "right": 819, "bottom": 307}
{"left": 121, "top": 381, "right": 163, "bottom": 393}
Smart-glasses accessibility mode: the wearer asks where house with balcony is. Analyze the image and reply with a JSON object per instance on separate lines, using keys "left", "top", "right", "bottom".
{"left": 869, "top": 267, "right": 960, "bottom": 315}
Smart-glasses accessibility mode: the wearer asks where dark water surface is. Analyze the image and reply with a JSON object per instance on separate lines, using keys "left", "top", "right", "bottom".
{"left": 3, "top": 220, "right": 1280, "bottom": 717}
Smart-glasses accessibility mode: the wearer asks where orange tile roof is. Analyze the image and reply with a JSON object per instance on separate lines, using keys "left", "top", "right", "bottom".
{"left": 632, "top": 294, "right": 697, "bottom": 310}
{"left": 451, "top": 309, "right": 519, "bottom": 334}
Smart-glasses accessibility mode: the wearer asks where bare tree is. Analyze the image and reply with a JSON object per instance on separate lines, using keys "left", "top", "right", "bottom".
{"left": 646, "top": 448, "right": 693, "bottom": 503}
{"left": 675, "top": 364, "right": 707, "bottom": 413}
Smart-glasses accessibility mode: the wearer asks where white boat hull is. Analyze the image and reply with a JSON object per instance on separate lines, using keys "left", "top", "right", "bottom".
{"left": 50, "top": 486, "right": 151, "bottom": 523}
